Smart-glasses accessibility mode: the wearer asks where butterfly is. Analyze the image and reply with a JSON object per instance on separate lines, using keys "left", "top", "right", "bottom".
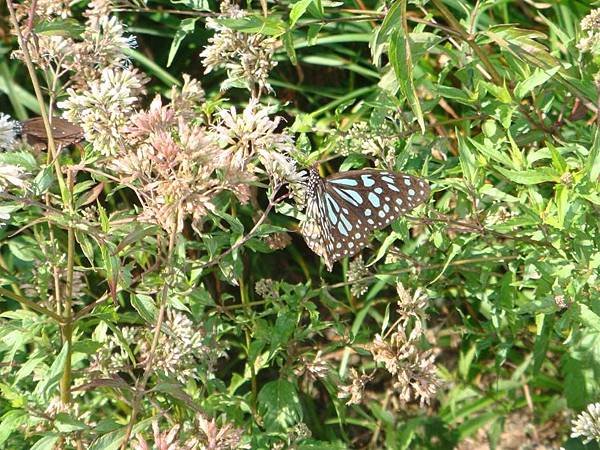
{"left": 20, "top": 117, "right": 84, "bottom": 147}
{"left": 299, "top": 167, "right": 430, "bottom": 271}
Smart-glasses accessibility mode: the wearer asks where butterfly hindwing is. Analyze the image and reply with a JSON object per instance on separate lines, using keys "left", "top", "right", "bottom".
{"left": 301, "top": 169, "right": 429, "bottom": 269}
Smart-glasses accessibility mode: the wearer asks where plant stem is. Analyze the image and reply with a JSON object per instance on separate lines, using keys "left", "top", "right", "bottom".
{"left": 119, "top": 207, "right": 181, "bottom": 449}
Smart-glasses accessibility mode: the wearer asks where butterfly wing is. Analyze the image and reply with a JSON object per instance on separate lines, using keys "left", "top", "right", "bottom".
{"left": 300, "top": 185, "right": 337, "bottom": 270}
{"left": 321, "top": 169, "right": 430, "bottom": 265}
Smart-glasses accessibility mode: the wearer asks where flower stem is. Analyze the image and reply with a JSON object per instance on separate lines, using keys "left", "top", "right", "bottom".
{"left": 119, "top": 207, "right": 181, "bottom": 449}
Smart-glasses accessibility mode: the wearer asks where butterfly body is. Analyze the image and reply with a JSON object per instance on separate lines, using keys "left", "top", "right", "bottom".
{"left": 300, "top": 167, "right": 429, "bottom": 270}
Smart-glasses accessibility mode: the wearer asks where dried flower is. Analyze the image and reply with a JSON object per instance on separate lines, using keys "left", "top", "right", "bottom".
{"left": 579, "top": 9, "right": 600, "bottom": 54}
{"left": 336, "top": 119, "right": 399, "bottom": 167}
{"left": 264, "top": 231, "right": 291, "bottom": 250}
{"left": 337, "top": 368, "right": 372, "bottom": 405}
{"left": 396, "top": 283, "right": 428, "bottom": 325}
{"left": 0, "top": 114, "right": 18, "bottom": 151}
{"left": 58, "top": 67, "right": 146, "bottom": 156}
{"left": 200, "top": 0, "right": 278, "bottom": 93}
{"left": 348, "top": 256, "right": 371, "bottom": 297}
{"left": 294, "top": 351, "right": 330, "bottom": 381}
{"left": 134, "top": 420, "right": 182, "bottom": 450}
{"left": 571, "top": 402, "right": 600, "bottom": 444}
{"left": 109, "top": 90, "right": 243, "bottom": 232}
{"left": 197, "top": 415, "right": 247, "bottom": 450}
{"left": 255, "top": 278, "right": 278, "bottom": 298}
{"left": 140, "top": 308, "right": 221, "bottom": 383}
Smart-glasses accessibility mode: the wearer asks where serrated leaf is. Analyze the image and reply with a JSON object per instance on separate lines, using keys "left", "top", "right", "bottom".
{"left": 258, "top": 379, "right": 302, "bottom": 432}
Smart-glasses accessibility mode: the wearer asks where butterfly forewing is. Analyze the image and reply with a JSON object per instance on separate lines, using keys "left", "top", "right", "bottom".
{"left": 300, "top": 168, "right": 429, "bottom": 270}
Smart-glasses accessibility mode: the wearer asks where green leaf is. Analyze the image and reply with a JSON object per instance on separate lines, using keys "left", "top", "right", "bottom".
{"left": 0, "top": 409, "right": 27, "bottom": 445}
{"left": 289, "top": 0, "right": 314, "bottom": 27}
{"left": 34, "top": 19, "right": 84, "bottom": 37}
{"left": 218, "top": 16, "right": 286, "bottom": 36}
{"left": 390, "top": 28, "right": 425, "bottom": 133}
{"left": 168, "top": 18, "right": 198, "bottom": 67}
{"left": 514, "top": 66, "right": 560, "bottom": 99}
{"left": 371, "top": 0, "right": 402, "bottom": 66}
{"left": 283, "top": 29, "right": 298, "bottom": 65}
{"left": 31, "top": 434, "right": 60, "bottom": 450}
{"left": 131, "top": 294, "right": 157, "bottom": 324}
{"left": 494, "top": 166, "right": 561, "bottom": 185}
{"left": 55, "top": 413, "right": 89, "bottom": 432}
{"left": 258, "top": 379, "right": 302, "bottom": 432}
{"left": 35, "top": 342, "right": 69, "bottom": 400}
{"left": 586, "top": 127, "right": 600, "bottom": 183}
{"left": 89, "top": 419, "right": 152, "bottom": 450}
{"left": 457, "top": 133, "right": 479, "bottom": 187}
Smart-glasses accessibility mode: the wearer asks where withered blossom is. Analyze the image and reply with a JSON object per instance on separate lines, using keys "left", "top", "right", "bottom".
{"left": 12, "top": 0, "right": 135, "bottom": 87}
{"left": 200, "top": 0, "right": 278, "bottom": 93}
{"left": 294, "top": 351, "right": 330, "bottom": 382}
{"left": 336, "top": 119, "right": 399, "bottom": 167}
{"left": 140, "top": 308, "right": 222, "bottom": 383}
{"left": 347, "top": 256, "right": 371, "bottom": 297}
{"left": 396, "top": 282, "right": 428, "bottom": 325}
{"left": 572, "top": 402, "right": 600, "bottom": 444}
{"left": 197, "top": 415, "right": 247, "bottom": 450}
{"left": 0, "top": 114, "right": 18, "bottom": 151}
{"left": 265, "top": 231, "right": 292, "bottom": 250}
{"left": 58, "top": 67, "right": 147, "bottom": 156}
{"left": 0, "top": 163, "right": 28, "bottom": 193}
{"left": 578, "top": 9, "right": 600, "bottom": 54}
{"left": 254, "top": 278, "right": 279, "bottom": 298}
{"left": 337, "top": 368, "right": 372, "bottom": 406}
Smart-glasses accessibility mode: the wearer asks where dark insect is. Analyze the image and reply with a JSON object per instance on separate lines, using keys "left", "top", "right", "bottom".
{"left": 20, "top": 116, "right": 84, "bottom": 146}
{"left": 300, "top": 167, "right": 430, "bottom": 271}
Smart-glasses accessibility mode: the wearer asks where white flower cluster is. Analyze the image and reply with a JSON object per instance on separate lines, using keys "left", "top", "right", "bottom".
{"left": 572, "top": 402, "right": 600, "bottom": 444}
{"left": 200, "top": 0, "right": 278, "bottom": 93}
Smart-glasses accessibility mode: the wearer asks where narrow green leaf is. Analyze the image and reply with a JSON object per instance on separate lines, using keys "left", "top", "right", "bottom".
{"left": 390, "top": 28, "right": 425, "bottom": 133}
{"left": 289, "top": 0, "right": 314, "bottom": 27}
{"left": 494, "top": 166, "right": 560, "bottom": 185}
{"left": 168, "top": 18, "right": 198, "bottom": 67}
{"left": 131, "top": 294, "right": 157, "bottom": 324}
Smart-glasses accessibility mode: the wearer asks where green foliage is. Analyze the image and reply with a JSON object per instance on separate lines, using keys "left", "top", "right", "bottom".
{"left": 1, "top": 0, "right": 600, "bottom": 448}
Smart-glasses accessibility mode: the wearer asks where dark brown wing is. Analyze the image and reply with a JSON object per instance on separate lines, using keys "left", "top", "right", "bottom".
{"left": 21, "top": 117, "right": 84, "bottom": 146}
{"left": 321, "top": 169, "right": 429, "bottom": 265}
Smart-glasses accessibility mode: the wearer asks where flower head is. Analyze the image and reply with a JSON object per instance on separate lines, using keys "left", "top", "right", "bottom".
{"left": 578, "top": 9, "right": 600, "bottom": 54}
{"left": 572, "top": 402, "right": 600, "bottom": 444}
{"left": 200, "top": 0, "right": 278, "bottom": 93}
{"left": 58, "top": 67, "right": 147, "bottom": 156}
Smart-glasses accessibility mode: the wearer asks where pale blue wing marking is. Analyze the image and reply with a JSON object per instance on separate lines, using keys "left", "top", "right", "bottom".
{"left": 368, "top": 192, "right": 380, "bottom": 207}
{"left": 339, "top": 213, "right": 352, "bottom": 233}
{"left": 361, "top": 174, "right": 375, "bottom": 187}
{"left": 381, "top": 176, "right": 395, "bottom": 184}
{"left": 333, "top": 187, "right": 363, "bottom": 206}
{"left": 330, "top": 178, "right": 359, "bottom": 186}
{"left": 387, "top": 183, "right": 400, "bottom": 192}
{"left": 337, "top": 221, "right": 348, "bottom": 236}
